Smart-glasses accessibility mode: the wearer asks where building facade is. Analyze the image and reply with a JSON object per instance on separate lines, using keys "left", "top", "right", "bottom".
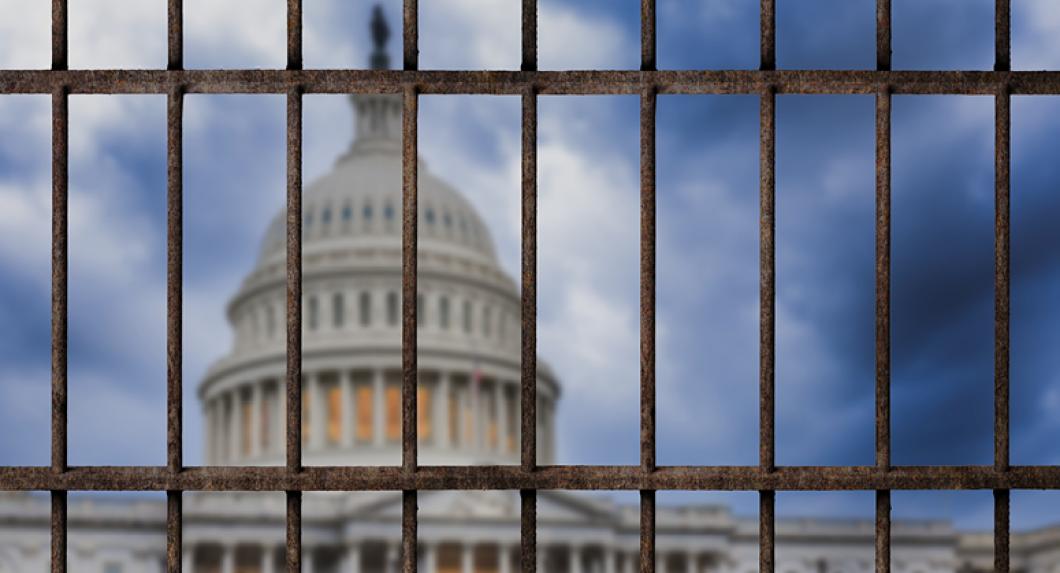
{"left": 1, "top": 10, "right": 1058, "bottom": 573}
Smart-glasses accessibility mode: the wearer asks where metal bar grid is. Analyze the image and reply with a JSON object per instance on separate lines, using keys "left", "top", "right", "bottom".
{"left": 0, "top": 0, "right": 1042, "bottom": 572}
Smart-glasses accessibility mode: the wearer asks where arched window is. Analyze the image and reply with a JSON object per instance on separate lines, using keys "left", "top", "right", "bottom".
{"left": 439, "top": 296, "right": 450, "bottom": 329}
{"left": 332, "top": 292, "right": 344, "bottom": 328}
{"left": 342, "top": 203, "right": 353, "bottom": 223}
{"left": 359, "top": 291, "right": 372, "bottom": 327}
{"left": 384, "top": 202, "right": 395, "bottom": 221}
{"left": 322, "top": 207, "right": 332, "bottom": 225}
{"left": 425, "top": 208, "right": 436, "bottom": 225}
{"left": 443, "top": 211, "right": 452, "bottom": 229}
{"left": 307, "top": 295, "right": 319, "bottom": 331}
{"left": 363, "top": 203, "right": 374, "bottom": 222}
{"left": 387, "top": 291, "right": 399, "bottom": 326}
{"left": 463, "top": 299, "right": 472, "bottom": 334}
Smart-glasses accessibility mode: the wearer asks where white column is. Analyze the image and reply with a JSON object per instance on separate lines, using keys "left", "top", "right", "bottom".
{"left": 570, "top": 546, "right": 583, "bottom": 573}
{"left": 422, "top": 542, "right": 437, "bottom": 573}
{"left": 261, "top": 545, "right": 275, "bottom": 573}
{"left": 204, "top": 401, "right": 214, "bottom": 464}
{"left": 537, "top": 544, "right": 547, "bottom": 573}
{"left": 684, "top": 553, "right": 695, "bottom": 573}
{"left": 494, "top": 382, "right": 507, "bottom": 453}
{"left": 250, "top": 382, "right": 263, "bottom": 458}
{"left": 309, "top": 372, "right": 325, "bottom": 450}
{"left": 374, "top": 369, "right": 386, "bottom": 446}
{"left": 498, "top": 545, "right": 512, "bottom": 573}
{"left": 305, "top": 547, "right": 316, "bottom": 573}
{"left": 275, "top": 379, "right": 286, "bottom": 455}
{"left": 461, "top": 544, "right": 474, "bottom": 573}
{"left": 655, "top": 552, "right": 665, "bottom": 573}
{"left": 386, "top": 543, "right": 399, "bottom": 573}
{"left": 345, "top": 543, "right": 362, "bottom": 573}
{"left": 230, "top": 390, "right": 243, "bottom": 461}
{"left": 182, "top": 544, "right": 195, "bottom": 573}
{"left": 436, "top": 373, "right": 451, "bottom": 449}
{"left": 341, "top": 370, "right": 354, "bottom": 448}
{"left": 604, "top": 548, "right": 615, "bottom": 573}
{"left": 620, "top": 552, "right": 632, "bottom": 573}
{"left": 220, "top": 544, "right": 235, "bottom": 573}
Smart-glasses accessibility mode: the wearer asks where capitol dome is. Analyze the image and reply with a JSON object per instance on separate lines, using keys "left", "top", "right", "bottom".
{"left": 198, "top": 32, "right": 559, "bottom": 468}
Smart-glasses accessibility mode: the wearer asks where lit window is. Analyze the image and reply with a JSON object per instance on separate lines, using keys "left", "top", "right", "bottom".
{"left": 385, "top": 383, "right": 401, "bottom": 442}
{"left": 360, "top": 292, "right": 372, "bottom": 327}
{"left": 439, "top": 296, "right": 450, "bottom": 329}
{"left": 418, "top": 385, "right": 432, "bottom": 442}
{"left": 448, "top": 390, "right": 460, "bottom": 446}
{"left": 387, "top": 291, "right": 399, "bottom": 326}
{"left": 355, "top": 384, "right": 373, "bottom": 442}
{"left": 307, "top": 295, "right": 319, "bottom": 331}
{"left": 327, "top": 384, "right": 342, "bottom": 445}
{"left": 333, "top": 292, "right": 345, "bottom": 328}
{"left": 463, "top": 300, "right": 472, "bottom": 334}
{"left": 487, "top": 392, "right": 498, "bottom": 450}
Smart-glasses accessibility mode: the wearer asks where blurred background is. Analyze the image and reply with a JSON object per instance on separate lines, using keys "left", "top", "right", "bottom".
{"left": 1, "top": 0, "right": 1060, "bottom": 571}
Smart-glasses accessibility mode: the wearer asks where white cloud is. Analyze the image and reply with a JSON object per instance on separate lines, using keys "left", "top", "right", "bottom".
{"left": 1014, "top": 0, "right": 1060, "bottom": 70}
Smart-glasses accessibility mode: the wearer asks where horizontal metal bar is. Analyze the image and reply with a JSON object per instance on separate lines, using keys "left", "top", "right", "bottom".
{"left": 3, "top": 70, "right": 1060, "bottom": 95}
{"left": 3, "top": 465, "right": 1060, "bottom": 492}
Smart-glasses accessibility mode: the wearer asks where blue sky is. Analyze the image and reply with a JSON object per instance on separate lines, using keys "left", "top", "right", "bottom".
{"left": 2, "top": 0, "right": 1060, "bottom": 532}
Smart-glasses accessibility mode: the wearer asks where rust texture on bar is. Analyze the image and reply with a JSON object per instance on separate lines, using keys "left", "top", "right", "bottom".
{"left": 7, "top": 465, "right": 1060, "bottom": 492}
{"left": 876, "top": 0, "right": 891, "bottom": 71}
{"left": 401, "top": 86, "right": 419, "bottom": 472}
{"left": 760, "top": 491, "right": 774, "bottom": 573}
{"left": 9, "top": 70, "right": 1060, "bottom": 96}
{"left": 641, "top": 0, "right": 655, "bottom": 71}
{"left": 168, "top": 0, "right": 182, "bottom": 70}
{"left": 51, "top": 88, "right": 68, "bottom": 476}
{"left": 402, "top": 491, "right": 417, "bottom": 573}
{"left": 996, "top": 0, "right": 1010, "bottom": 72}
{"left": 286, "top": 491, "right": 301, "bottom": 573}
{"left": 760, "top": 0, "right": 775, "bottom": 70}
{"left": 875, "top": 490, "right": 890, "bottom": 573}
{"left": 167, "top": 491, "right": 181, "bottom": 573}
{"left": 875, "top": 87, "right": 891, "bottom": 471}
{"left": 640, "top": 490, "right": 654, "bottom": 573}
{"left": 521, "top": 88, "right": 538, "bottom": 471}
{"left": 640, "top": 87, "right": 656, "bottom": 473}
{"left": 286, "top": 89, "right": 303, "bottom": 472}
{"left": 52, "top": 0, "right": 67, "bottom": 70}
{"left": 520, "top": 490, "right": 536, "bottom": 573}
{"left": 51, "top": 491, "right": 66, "bottom": 573}
{"left": 404, "top": 0, "right": 418, "bottom": 70}
{"left": 522, "top": 0, "right": 537, "bottom": 71}
{"left": 759, "top": 87, "right": 775, "bottom": 473}
{"left": 995, "top": 88, "right": 1011, "bottom": 472}
{"left": 996, "top": 489, "right": 1010, "bottom": 573}
{"left": 167, "top": 88, "right": 184, "bottom": 473}
{"left": 287, "top": 0, "right": 302, "bottom": 70}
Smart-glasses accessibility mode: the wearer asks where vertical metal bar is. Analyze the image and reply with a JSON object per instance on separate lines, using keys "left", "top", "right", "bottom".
{"left": 874, "top": 86, "right": 892, "bottom": 573}
{"left": 50, "top": 85, "right": 68, "bottom": 573}
{"left": 995, "top": 0, "right": 1010, "bottom": 72}
{"left": 760, "top": 0, "right": 776, "bottom": 70}
{"left": 168, "top": 0, "right": 183, "bottom": 70}
{"left": 287, "top": 0, "right": 302, "bottom": 70}
{"left": 285, "top": 88, "right": 303, "bottom": 573}
{"left": 520, "top": 85, "right": 539, "bottom": 573}
{"left": 401, "top": 85, "right": 419, "bottom": 573}
{"left": 522, "top": 0, "right": 537, "bottom": 71}
{"left": 876, "top": 0, "right": 891, "bottom": 71}
{"left": 404, "top": 0, "right": 418, "bottom": 71}
{"left": 640, "top": 87, "right": 657, "bottom": 474}
{"left": 52, "top": 0, "right": 67, "bottom": 70}
{"left": 520, "top": 489, "right": 536, "bottom": 573}
{"left": 994, "top": 85, "right": 1011, "bottom": 573}
{"left": 166, "top": 86, "right": 184, "bottom": 573}
{"left": 759, "top": 86, "right": 776, "bottom": 573}
{"left": 640, "top": 490, "right": 655, "bottom": 573}
{"left": 641, "top": 0, "right": 656, "bottom": 71}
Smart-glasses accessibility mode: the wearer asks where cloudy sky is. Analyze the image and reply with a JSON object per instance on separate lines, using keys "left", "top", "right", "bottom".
{"left": 2, "top": 0, "right": 1060, "bottom": 531}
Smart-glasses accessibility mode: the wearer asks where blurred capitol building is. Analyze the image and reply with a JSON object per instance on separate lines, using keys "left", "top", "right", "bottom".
{"left": 2, "top": 9, "right": 1060, "bottom": 573}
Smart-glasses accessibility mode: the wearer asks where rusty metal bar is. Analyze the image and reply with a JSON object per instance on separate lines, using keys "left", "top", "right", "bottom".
{"left": 50, "top": 85, "right": 68, "bottom": 573}
{"left": 641, "top": 0, "right": 655, "bottom": 71}
{"left": 287, "top": 0, "right": 302, "bottom": 70}
{"left": 640, "top": 490, "right": 654, "bottom": 573}
{"left": 994, "top": 82, "right": 1012, "bottom": 573}
{"left": 520, "top": 489, "right": 536, "bottom": 573}
{"left": 874, "top": 85, "right": 892, "bottom": 573}
{"left": 167, "top": 492, "right": 181, "bottom": 573}
{"left": 168, "top": 0, "right": 182, "bottom": 70}
{"left": 165, "top": 85, "right": 184, "bottom": 573}
{"left": 52, "top": 0, "right": 66, "bottom": 70}
{"left": 8, "top": 70, "right": 1060, "bottom": 95}
{"left": 522, "top": 0, "right": 536, "bottom": 71}
{"left": 6, "top": 465, "right": 1060, "bottom": 491}
{"left": 996, "top": 0, "right": 1010, "bottom": 72}
{"left": 402, "top": 491, "right": 417, "bottom": 573}
{"left": 877, "top": 0, "right": 890, "bottom": 71}
{"left": 520, "top": 83, "right": 538, "bottom": 573}
{"left": 285, "top": 87, "right": 303, "bottom": 573}
{"left": 400, "top": 84, "right": 419, "bottom": 573}
{"left": 761, "top": 0, "right": 775, "bottom": 70}
{"left": 759, "top": 84, "right": 776, "bottom": 573}
{"left": 995, "top": 489, "right": 1009, "bottom": 573}
{"left": 404, "top": 0, "right": 417, "bottom": 71}
{"left": 640, "top": 87, "right": 656, "bottom": 473}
